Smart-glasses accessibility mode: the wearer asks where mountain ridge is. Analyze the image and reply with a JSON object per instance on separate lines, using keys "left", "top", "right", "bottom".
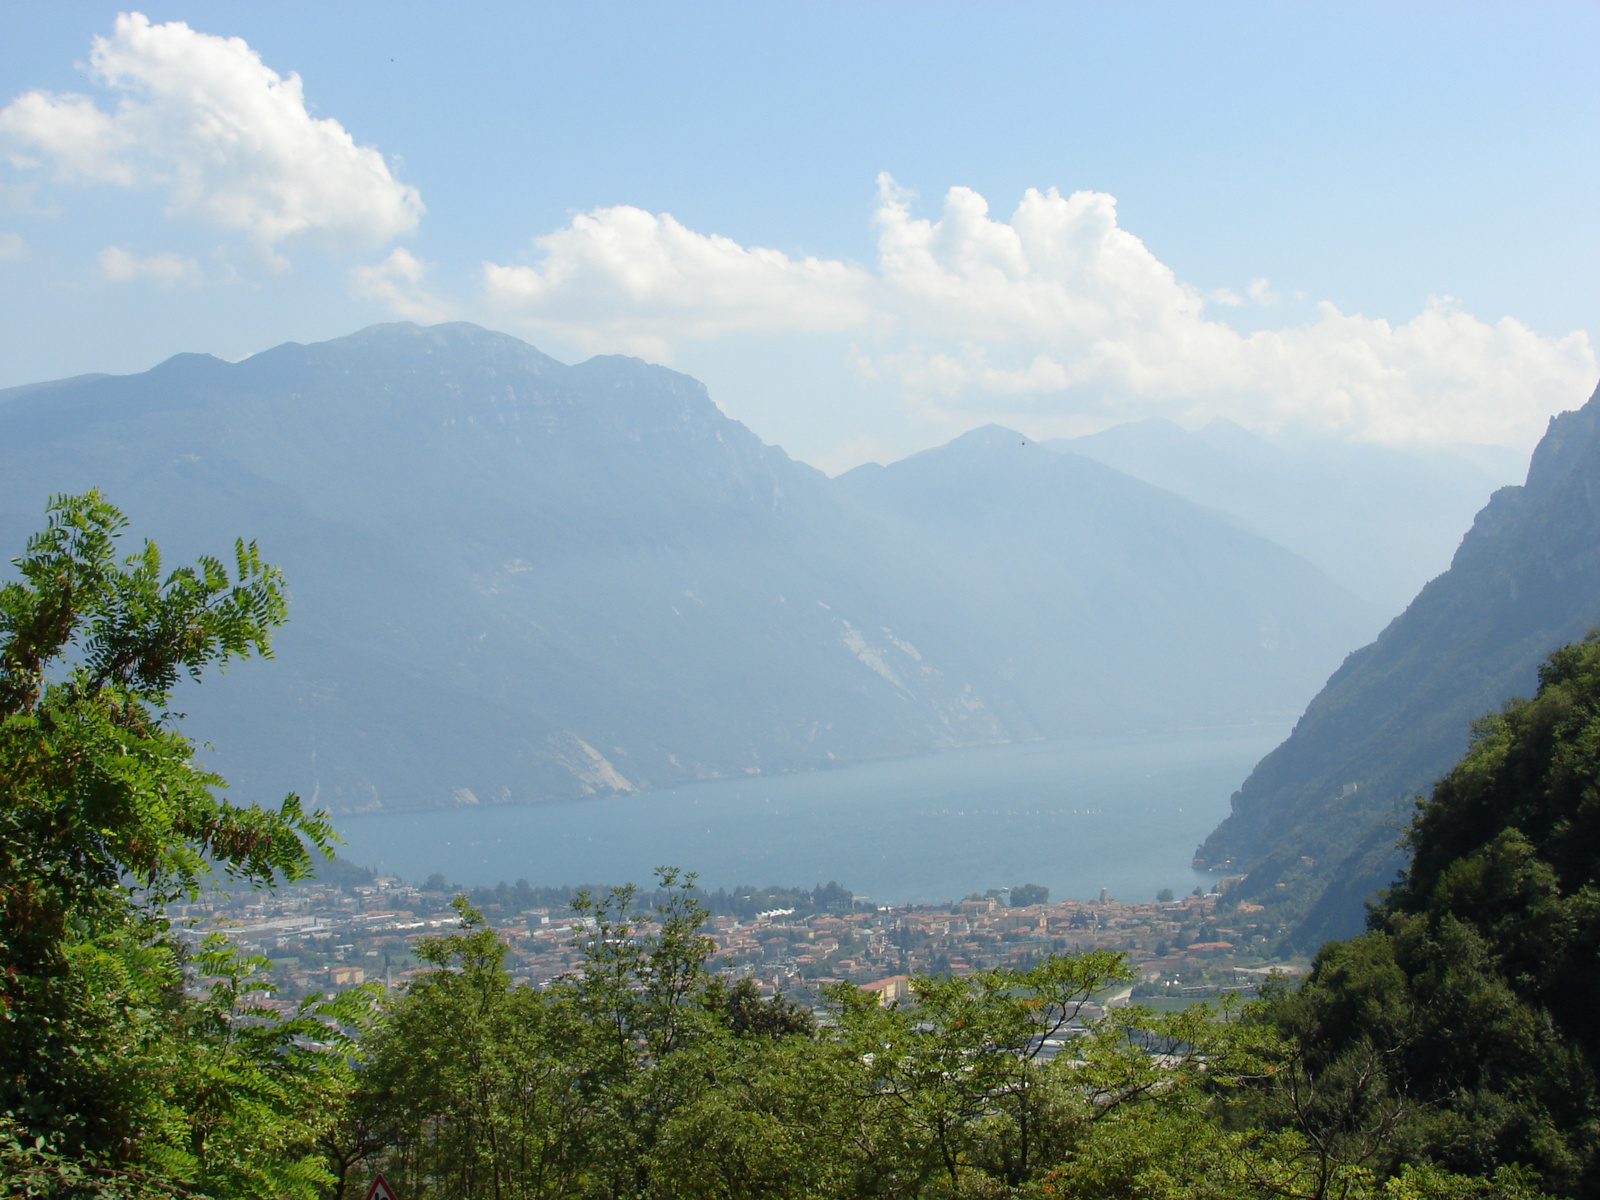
{"left": 0, "top": 321, "right": 1373, "bottom": 815}
{"left": 1048, "top": 415, "right": 1524, "bottom": 611}
{"left": 1195, "top": 378, "right": 1600, "bottom": 944}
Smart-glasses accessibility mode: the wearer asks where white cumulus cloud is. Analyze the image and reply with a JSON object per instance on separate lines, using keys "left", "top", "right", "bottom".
{"left": 484, "top": 175, "right": 1595, "bottom": 450}
{"left": 0, "top": 12, "right": 422, "bottom": 253}
{"left": 97, "top": 244, "right": 200, "bottom": 284}
{"left": 482, "top": 205, "right": 875, "bottom": 358}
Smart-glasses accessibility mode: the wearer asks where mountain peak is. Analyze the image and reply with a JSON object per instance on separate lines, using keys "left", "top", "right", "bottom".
{"left": 950, "top": 423, "right": 1031, "bottom": 449}
{"left": 1523, "top": 378, "right": 1600, "bottom": 498}
{"left": 289, "top": 320, "right": 567, "bottom": 373}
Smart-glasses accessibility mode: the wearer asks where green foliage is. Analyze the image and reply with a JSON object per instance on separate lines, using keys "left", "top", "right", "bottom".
{"left": 1258, "top": 633, "right": 1600, "bottom": 1196}
{"left": 352, "top": 898, "right": 583, "bottom": 1199}
{"left": 828, "top": 948, "right": 1136, "bottom": 1190}
{"left": 0, "top": 1112, "right": 188, "bottom": 1199}
{"left": 356, "top": 882, "right": 1513, "bottom": 1200}
{"left": 135, "top": 938, "right": 379, "bottom": 1200}
{"left": 0, "top": 492, "right": 349, "bottom": 1196}
{"left": 1009, "top": 883, "right": 1049, "bottom": 907}
{"left": 354, "top": 872, "right": 730, "bottom": 1199}
{"left": 700, "top": 975, "right": 815, "bottom": 1039}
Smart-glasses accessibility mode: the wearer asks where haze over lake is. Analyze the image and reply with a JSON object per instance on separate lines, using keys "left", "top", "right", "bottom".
{"left": 336, "top": 724, "right": 1291, "bottom": 904}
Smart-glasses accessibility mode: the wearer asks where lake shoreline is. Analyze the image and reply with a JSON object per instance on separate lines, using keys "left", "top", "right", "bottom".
{"left": 334, "top": 724, "right": 1291, "bottom": 905}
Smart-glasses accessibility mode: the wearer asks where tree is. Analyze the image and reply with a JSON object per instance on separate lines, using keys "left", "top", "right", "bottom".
{"left": 356, "top": 870, "right": 743, "bottom": 1199}
{"left": 700, "top": 975, "right": 815, "bottom": 1039}
{"left": 816, "top": 948, "right": 1137, "bottom": 1193}
{"left": 354, "top": 897, "right": 590, "bottom": 1200}
{"left": 0, "top": 492, "right": 340, "bottom": 1189}
{"left": 141, "top": 936, "right": 377, "bottom": 1200}
{"left": 1010, "top": 883, "right": 1049, "bottom": 907}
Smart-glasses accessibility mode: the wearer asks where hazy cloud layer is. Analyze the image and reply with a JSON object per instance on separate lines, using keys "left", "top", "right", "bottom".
{"left": 349, "top": 248, "right": 450, "bottom": 323}
{"left": 97, "top": 245, "right": 200, "bottom": 284}
{"left": 484, "top": 176, "right": 1595, "bottom": 449}
{"left": 0, "top": 13, "right": 422, "bottom": 253}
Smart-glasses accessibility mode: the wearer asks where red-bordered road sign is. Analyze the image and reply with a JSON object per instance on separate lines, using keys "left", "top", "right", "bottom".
{"left": 365, "top": 1174, "right": 399, "bottom": 1200}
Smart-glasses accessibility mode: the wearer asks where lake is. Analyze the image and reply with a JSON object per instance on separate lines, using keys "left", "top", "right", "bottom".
{"left": 335, "top": 724, "right": 1289, "bottom": 905}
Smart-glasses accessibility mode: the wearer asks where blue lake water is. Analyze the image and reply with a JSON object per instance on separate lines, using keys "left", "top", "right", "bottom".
{"left": 335, "top": 724, "right": 1289, "bottom": 905}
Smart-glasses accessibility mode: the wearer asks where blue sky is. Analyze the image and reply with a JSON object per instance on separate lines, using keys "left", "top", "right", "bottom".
{"left": 2, "top": 2, "right": 1595, "bottom": 469}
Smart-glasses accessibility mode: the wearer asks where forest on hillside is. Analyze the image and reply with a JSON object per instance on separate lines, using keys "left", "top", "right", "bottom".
{"left": 3, "top": 495, "right": 1597, "bottom": 1199}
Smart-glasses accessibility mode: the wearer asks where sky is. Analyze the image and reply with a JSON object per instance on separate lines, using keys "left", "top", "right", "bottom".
{"left": 1, "top": 2, "right": 1596, "bottom": 473}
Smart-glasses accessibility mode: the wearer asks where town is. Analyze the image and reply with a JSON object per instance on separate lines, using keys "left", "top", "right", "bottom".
{"left": 175, "top": 867, "right": 1308, "bottom": 1013}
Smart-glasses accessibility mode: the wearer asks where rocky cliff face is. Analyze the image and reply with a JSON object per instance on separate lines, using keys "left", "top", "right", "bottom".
{"left": 1196, "top": 379, "right": 1600, "bottom": 946}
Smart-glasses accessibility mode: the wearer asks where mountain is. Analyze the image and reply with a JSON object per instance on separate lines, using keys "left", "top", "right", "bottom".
{"left": 834, "top": 427, "right": 1373, "bottom": 734}
{"left": 0, "top": 322, "right": 1372, "bottom": 815}
{"left": 1048, "top": 417, "right": 1524, "bottom": 613}
{"left": 1195, "top": 379, "right": 1600, "bottom": 945}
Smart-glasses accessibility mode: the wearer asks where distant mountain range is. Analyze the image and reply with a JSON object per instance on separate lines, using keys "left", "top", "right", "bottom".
{"left": 0, "top": 322, "right": 1372, "bottom": 816}
{"left": 833, "top": 426, "right": 1372, "bottom": 738}
{"left": 1048, "top": 418, "right": 1524, "bottom": 612}
{"left": 1196, "top": 379, "right": 1600, "bottom": 945}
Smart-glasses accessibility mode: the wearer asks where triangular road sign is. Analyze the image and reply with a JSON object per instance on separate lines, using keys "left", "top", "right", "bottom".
{"left": 365, "top": 1174, "right": 399, "bottom": 1200}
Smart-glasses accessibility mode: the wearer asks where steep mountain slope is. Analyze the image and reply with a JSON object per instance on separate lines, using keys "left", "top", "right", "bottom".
{"left": 1050, "top": 418, "right": 1523, "bottom": 612}
{"left": 0, "top": 322, "right": 1370, "bottom": 815}
{"left": 1195, "top": 380, "right": 1600, "bottom": 945}
{"left": 834, "top": 426, "right": 1373, "bottom": 733}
